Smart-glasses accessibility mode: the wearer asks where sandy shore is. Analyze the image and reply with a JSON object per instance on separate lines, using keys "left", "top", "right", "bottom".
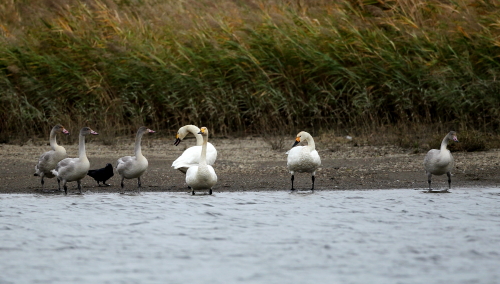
{"left": 1, "top": 136, "right": 500, "bottom": 194}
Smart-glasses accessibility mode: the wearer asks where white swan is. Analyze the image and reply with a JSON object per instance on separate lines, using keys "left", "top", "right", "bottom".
{"left": 172, "top": 124, "right": 217, "bottom": 174}
{"left": 185, "top": 127, "right": 217, "bottom": 195}
{"left": 423, "top": 131, "right": 459, "bottom": 191}
{"left": 286, "top": 131, "right": 321, "bottom": 191}
{"left": 51, "top": 127, "right": 98, "bottom": 194}
{"left": 116, "top": 126, "right": 155, "bottom": 192}
{"left": 34, "top": 124, "right": 70, "bottom": 190}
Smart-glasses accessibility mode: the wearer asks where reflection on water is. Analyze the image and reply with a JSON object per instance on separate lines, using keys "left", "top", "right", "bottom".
{"left": 1, "top": 189, "right": 500, "bottom": 284}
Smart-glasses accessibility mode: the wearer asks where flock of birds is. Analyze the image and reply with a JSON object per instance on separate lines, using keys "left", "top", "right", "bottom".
{"left": 33, "top": 124, "right": 459, "bottom": 195}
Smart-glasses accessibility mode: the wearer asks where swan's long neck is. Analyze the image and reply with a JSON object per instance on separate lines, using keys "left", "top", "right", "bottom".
{"left": 200, "top": 134, "right": 208, "bottom": 167}
{"left": 440, "top": 136, "right": 449, "bottom": 151}
{"left": 186, "top": 125, "right": 203, "bottom": 146}
{"left": 305, "top": 135, "right": 316, "bottom": 151}
{"left": 78, "top": 134, "right": 87, "bottom": 160}
{"left": 49, "top": 129, "right": 58, "bottom": 151}
{"left": 134, "top": 132, "right": 144, "bottom": 158}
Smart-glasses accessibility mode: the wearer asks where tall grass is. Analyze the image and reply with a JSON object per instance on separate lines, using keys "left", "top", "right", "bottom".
{"left": 1, "top": 0, "right": 500, "bottom": 142}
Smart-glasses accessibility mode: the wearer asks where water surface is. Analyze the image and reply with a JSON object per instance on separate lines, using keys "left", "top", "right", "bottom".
{"left": 1, "top": 189, "right": 500, "bottom": 284}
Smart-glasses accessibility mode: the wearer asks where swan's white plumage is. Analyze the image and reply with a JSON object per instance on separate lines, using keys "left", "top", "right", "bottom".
{"left": 172, "top": 125, "right": 217, "bottom": 174}
{"left": 185, "top": 164, "right": 218, "bottom": 191}
{"left": 286, "top": 131, "right": 321, "bottom": 190}
{"left": 185, "top": 127, "right": 217, "bottom": 194}
{"left": 51, "top": 127, "right": 98, "bottom": 194}
{"left": 116, "top": 126, "right": 154, "bottom": 190}
{"left": 287, "top": 146, "right": 321, "bottom": 174}
{"left": 423, "top": 131, "right": 458, "bottom": 190}
{"left": 172, "top": 144, "right": 217, "bottom": 173}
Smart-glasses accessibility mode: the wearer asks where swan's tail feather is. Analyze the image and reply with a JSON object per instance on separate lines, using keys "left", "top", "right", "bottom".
{"left": 173, "top": 162, "right": 197, "bottom": 170}
{"left": 50, "top": 169, "right": 58, "bottom": 177}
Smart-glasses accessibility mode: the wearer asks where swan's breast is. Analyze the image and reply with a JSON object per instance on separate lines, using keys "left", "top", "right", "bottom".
{"left": 424, "top": 149, "right": 454, "bottom": 175}
{"left": 287, "top": 147, "right": 321, "bottom": 173}
{"left": 186, "top": 165, "right": 217, "bottom": 190}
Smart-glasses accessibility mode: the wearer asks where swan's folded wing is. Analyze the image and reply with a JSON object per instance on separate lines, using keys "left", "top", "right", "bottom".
{"left": 55, "top": 158, "right": 76, "bottom": 170}
{"left": 173, "top": 162, "right": 199, "bottom": 171}
{"left": 423, "top": 149, "right": 439, "bottom": 167}
{"left": 311, "top": 150, "right": 322, "bottom": 165}
{"left": 117, "top": 156, "right": 134, "bottom": 165}
{"left": 38, "top": 151, "right": 52, "bottom": 163}
{"left": 172, "top": 146, "right": 201, "bottom": 168}
{"left": 36, "top": 150, "right": 56, "bottom": 169}
{"left": 53, "top": 158, "right": 79, "bottom": 177}
{"left": 206, "top": 143, "right": 217, "bottom": 166}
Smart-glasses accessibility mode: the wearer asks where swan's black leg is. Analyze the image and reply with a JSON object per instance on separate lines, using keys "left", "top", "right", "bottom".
{"left": 192, "top": 188, "right": 195, "bottom": 195}
{"left": 57, "top": 178, "right": 61, "bottom": 191}
{"left": 41, "top": 176, "right": 45, "bottom": 189}
{"left": 63, "top": 181, "right": 68, "bottom": 195}
{"left": 77, "top": 180, "right": 82, "bottom": 194}
{"left": 209, "top": 189, "right": 212, "bottom": 195}
{"left": 121, "top": 177, "right": 125, "bottom": 189}
{"left": 311, "top": 175, "right": 315, "bottom": 191}
{"left": 137, "top": 177, "right": 141, "bottom": 193}
{"left": 290, "top": 175, "right": 295, "bottom": 191}
{"left": 427, "top": 172, "right": 432, "bottom": 191}
{"left": 447, "top": 172, "right": 452, "bottom": 190}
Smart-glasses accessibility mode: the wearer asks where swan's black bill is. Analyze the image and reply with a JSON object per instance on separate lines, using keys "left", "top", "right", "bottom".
{"left": 174, "top": 138, "right": 182, "bottom": 146}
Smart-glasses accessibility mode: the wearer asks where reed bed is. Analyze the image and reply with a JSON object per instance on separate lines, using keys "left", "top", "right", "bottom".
{"left": 1, "top": 0, "right": 500, "bottom": 144}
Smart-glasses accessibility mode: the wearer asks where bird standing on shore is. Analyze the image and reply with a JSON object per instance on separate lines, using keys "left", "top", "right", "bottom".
{"left": 185, "top": 127, "right": 217, "bottom": 195}
{"left": 116, "top": 126, "right": 155, "bottom": 192}
{"left": 424, "top": 131, "right": 459, "bottom": 191}
{"left": 286, "top": 131, "right": 321, "bottom": 191}
{"left": 51, "top": 127, "right": 98, "bottom": 194}
{"left": 34, "top": 124, "right": 70, "bottom": 190}
{"left": 172, "top": 124, "right": 217, "bottom": 174}
{"left": 87, "top": 163, "right": 114, "bottom": 186}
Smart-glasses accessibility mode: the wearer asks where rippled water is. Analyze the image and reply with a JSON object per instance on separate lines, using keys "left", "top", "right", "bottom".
{"left": 1, "top": 189, "right": 500, "bottom": 284}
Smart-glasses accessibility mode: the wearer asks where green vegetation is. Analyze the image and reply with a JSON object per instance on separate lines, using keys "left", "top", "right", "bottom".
{"left": 1, "top": 0, "right": 500, "bottom": 144}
